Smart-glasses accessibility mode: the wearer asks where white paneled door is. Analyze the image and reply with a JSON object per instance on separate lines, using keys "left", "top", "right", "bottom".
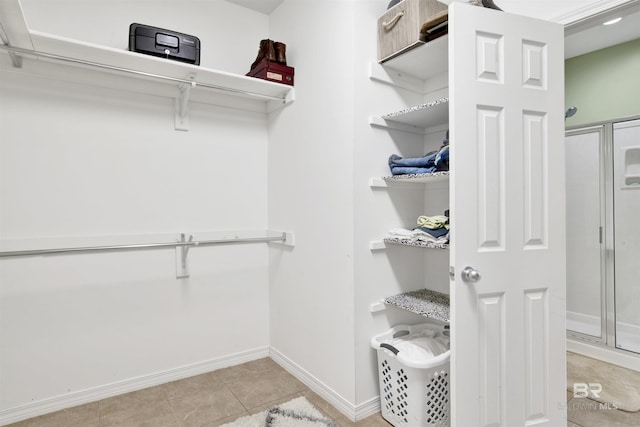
{"left": 449, "top": 4, "right": 565, "bottom": 426}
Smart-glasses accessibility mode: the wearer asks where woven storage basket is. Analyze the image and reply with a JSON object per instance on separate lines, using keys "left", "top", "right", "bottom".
{"left": 377, "top": 0, "right": 448, "bottom": 62}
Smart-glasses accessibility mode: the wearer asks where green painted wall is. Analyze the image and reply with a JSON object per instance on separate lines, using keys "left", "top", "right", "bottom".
{"left": 565, "top": 38, "right": 640, "bottom": 127}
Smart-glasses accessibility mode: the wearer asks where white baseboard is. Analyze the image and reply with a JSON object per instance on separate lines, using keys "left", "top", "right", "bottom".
{"left": 615, "top": 321, "right": 640, "bottom": 354}
{"left": 566, "top": 310, "right": 601, "bottom": 337}
{"left": 269, "top": 346, "right": 380, "bottom": 422}
{"left": 567, "top": 339, "right": 640, "bottom": 372}
{"left": 355, "top": 395, "right": 382, "bottom": 421}
{"left": 566, "top": 309, "right": 640, "bottom": 354}
{"left": 0, "top": 347, "right": 269, "bottom": 427}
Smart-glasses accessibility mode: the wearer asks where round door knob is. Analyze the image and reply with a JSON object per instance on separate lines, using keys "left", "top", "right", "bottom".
{"left": 461, "top": 266, "right": 481, "bottom": 283}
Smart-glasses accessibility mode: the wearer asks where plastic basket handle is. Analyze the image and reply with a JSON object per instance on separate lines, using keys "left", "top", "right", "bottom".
{"left": 380, "top": 343, "right": 399, "bottom": 355}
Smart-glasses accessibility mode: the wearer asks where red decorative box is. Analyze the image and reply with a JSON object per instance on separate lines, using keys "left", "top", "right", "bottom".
{"left": 246, "top": 59, "right": 294, "bottom": 86}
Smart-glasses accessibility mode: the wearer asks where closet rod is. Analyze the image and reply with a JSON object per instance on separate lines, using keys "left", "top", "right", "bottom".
{"left": 0, "top": 233, "right": 286, "bottom": 259}
{"left": 0, "top": 44, "right": 286, "bottom": 102}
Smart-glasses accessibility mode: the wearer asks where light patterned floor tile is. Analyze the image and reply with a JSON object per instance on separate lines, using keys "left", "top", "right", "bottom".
{"left": 10, "top": 354, "right": 637, "bottom": 427}
{"left": 169, "top": 386, "right": 247, "bottom": 426}
{"left": 224, "top": 367, "right": 307, "bottom": 409}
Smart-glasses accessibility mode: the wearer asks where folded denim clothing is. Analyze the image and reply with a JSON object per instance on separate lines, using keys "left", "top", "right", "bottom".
{"left": 415, "top": 226, "right": 449, "bottom": 238}
{"left": 388, "top": 151, "right": 437, "bottom": 168}
{"left": 388, "top": 151, "right": 439, "bottom": 175}
{"left": 432, "top": 130, "right": 450, "bottom": 171}
{"left": 390, "top": 166, "right": 437, "bottom": 175}
{"left": 389, "top": 132, "right": 450, "bottom": 175}
{"left": 434, "top": 146, "right": 449, "bottom": 171}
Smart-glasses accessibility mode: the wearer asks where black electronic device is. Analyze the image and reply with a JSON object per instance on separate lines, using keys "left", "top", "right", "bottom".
{"left": 128, "top": 23, "right": 200, "bottom": 65}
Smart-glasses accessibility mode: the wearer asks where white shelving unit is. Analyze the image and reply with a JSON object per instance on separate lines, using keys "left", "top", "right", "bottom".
{"left": 369, "top": 171, "right": 449, "bottom": 187}
{"left": 381, "top": 34, "right": 448, "bottom": 82}
{"left": 368, "top": 238, "right": 449, "bottom": 251}
{"left": 369, "top": 35, "right": 450, "bottom": 322}
{"left": 0, "top": 1, "right": 294, "bottom": 129}
{"left": 371, "top": 98, "right": 448, "bottom": 131}
{"left": 368, "top": 34, "right": 449, "bottom": 94}
{"left": 384, "top": 288, "right": 450, "bottom": 322}
{"left": 382, "top": 237, "right": 448, "bottom": 250}
{"left": 24, "top": 31, "right": 294, "bottom": 109}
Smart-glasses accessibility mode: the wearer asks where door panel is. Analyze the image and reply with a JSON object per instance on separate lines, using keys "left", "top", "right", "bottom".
{"left": 523, "top": 111, "right": 547, "bottom": 248}
{"left": 524, "top": 288, "right": 548, "bottom": 420}
{"left": 477, "top": 292, "right": 505, "bottom": 425}
{"left": 449, "top": 4, "right": 565, "bottom": 426}
{"left": 477, "top": 106, "right": 505, "bottom": 250}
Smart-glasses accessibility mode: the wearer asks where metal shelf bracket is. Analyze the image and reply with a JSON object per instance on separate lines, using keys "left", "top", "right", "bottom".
{"left": 0, "top": 21, "right": 22, "bottom": 68}
{"left": 175, "top": 233, "right": 193, "bottom": 279}
{"left": 175, "top": 74, "right": 196, "bottom": 131}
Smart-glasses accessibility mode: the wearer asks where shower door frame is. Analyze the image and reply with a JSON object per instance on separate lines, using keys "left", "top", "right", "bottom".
{"left": 566, "top": 114, "right": 640, "bottom": 353}
{"left": 565, "top": 124, "right": 611, "bottom": 346}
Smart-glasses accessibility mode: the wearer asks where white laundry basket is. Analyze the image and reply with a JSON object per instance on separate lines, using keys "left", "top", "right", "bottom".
{"left": 371, "top": 323, "right": 451, "bottom": 427}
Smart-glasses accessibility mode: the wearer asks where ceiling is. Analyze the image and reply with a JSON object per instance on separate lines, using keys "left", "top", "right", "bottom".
{"left": 223, "top": 0, "right": 640, "bottom": 58}
{"left": 564, "top": 1, "right": 640, "bottom": 58}
{"left": 225, "top": 0, "right": 284, "bottom": 14}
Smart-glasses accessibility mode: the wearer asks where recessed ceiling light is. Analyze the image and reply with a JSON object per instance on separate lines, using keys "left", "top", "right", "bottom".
{"left": 603, "top": 17, "right": 622, "bottom": 25}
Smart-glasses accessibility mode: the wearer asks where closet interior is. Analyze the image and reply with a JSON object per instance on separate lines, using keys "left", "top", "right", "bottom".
{"left": 1, "top": 1, "right": 568, "bottom": 425}
{"left": 0, "top": 1, "right": 296, "bottom": 424}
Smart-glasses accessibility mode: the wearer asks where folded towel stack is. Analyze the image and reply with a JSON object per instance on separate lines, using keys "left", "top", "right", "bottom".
{"left": 417, "top": 214, "right": 449, "bottom": 230}
{"left": 387, "top": 210, "right": 451, "bottom": 245}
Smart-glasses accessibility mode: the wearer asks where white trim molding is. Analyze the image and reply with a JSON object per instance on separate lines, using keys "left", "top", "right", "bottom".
{"left": 553, "top": 0, "right": 637, "bottom": 26}
{"left": 0, "top": 347, "right": 269, "bottom": 427}
{"left": 269, "top": 347, "right": 380, "bottom": 422}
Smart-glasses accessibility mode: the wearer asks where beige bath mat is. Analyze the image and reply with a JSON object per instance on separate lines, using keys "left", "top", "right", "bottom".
{"left": 567, "top": 352, "right": 640, "bottom": 412}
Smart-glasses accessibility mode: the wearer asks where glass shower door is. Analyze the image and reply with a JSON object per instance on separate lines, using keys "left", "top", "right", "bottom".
{"left": 566, "top": 127, "right": 605, "bottom": 339}
{"left": 613, "top": 119, "right": 640, "bottom": 353}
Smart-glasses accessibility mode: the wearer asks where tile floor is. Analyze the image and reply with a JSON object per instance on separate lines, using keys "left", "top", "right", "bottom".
{"left": 7, "top": 355, "right": 640, "bottom": 426}
{"left": 567, "top": 390, "right": 640, "bottom": 427}
{"left": 565, "top": 352, "right": 640, "bottom": 427}
{"left": 5, "top": 358, "right": 389, "bottom": 427}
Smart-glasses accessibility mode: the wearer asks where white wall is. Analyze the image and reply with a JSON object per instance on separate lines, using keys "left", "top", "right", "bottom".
{"left": 267, "top": 0, "right": 357, "bottom": 409}
{"left": 0, "top": 0, "right": 272, "bottom": 420}
{"left": 268, "top": 0, "right": 451, "bottom": 416}
{"left": 353, "top": 0, "right": 426, "bottom": 408}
